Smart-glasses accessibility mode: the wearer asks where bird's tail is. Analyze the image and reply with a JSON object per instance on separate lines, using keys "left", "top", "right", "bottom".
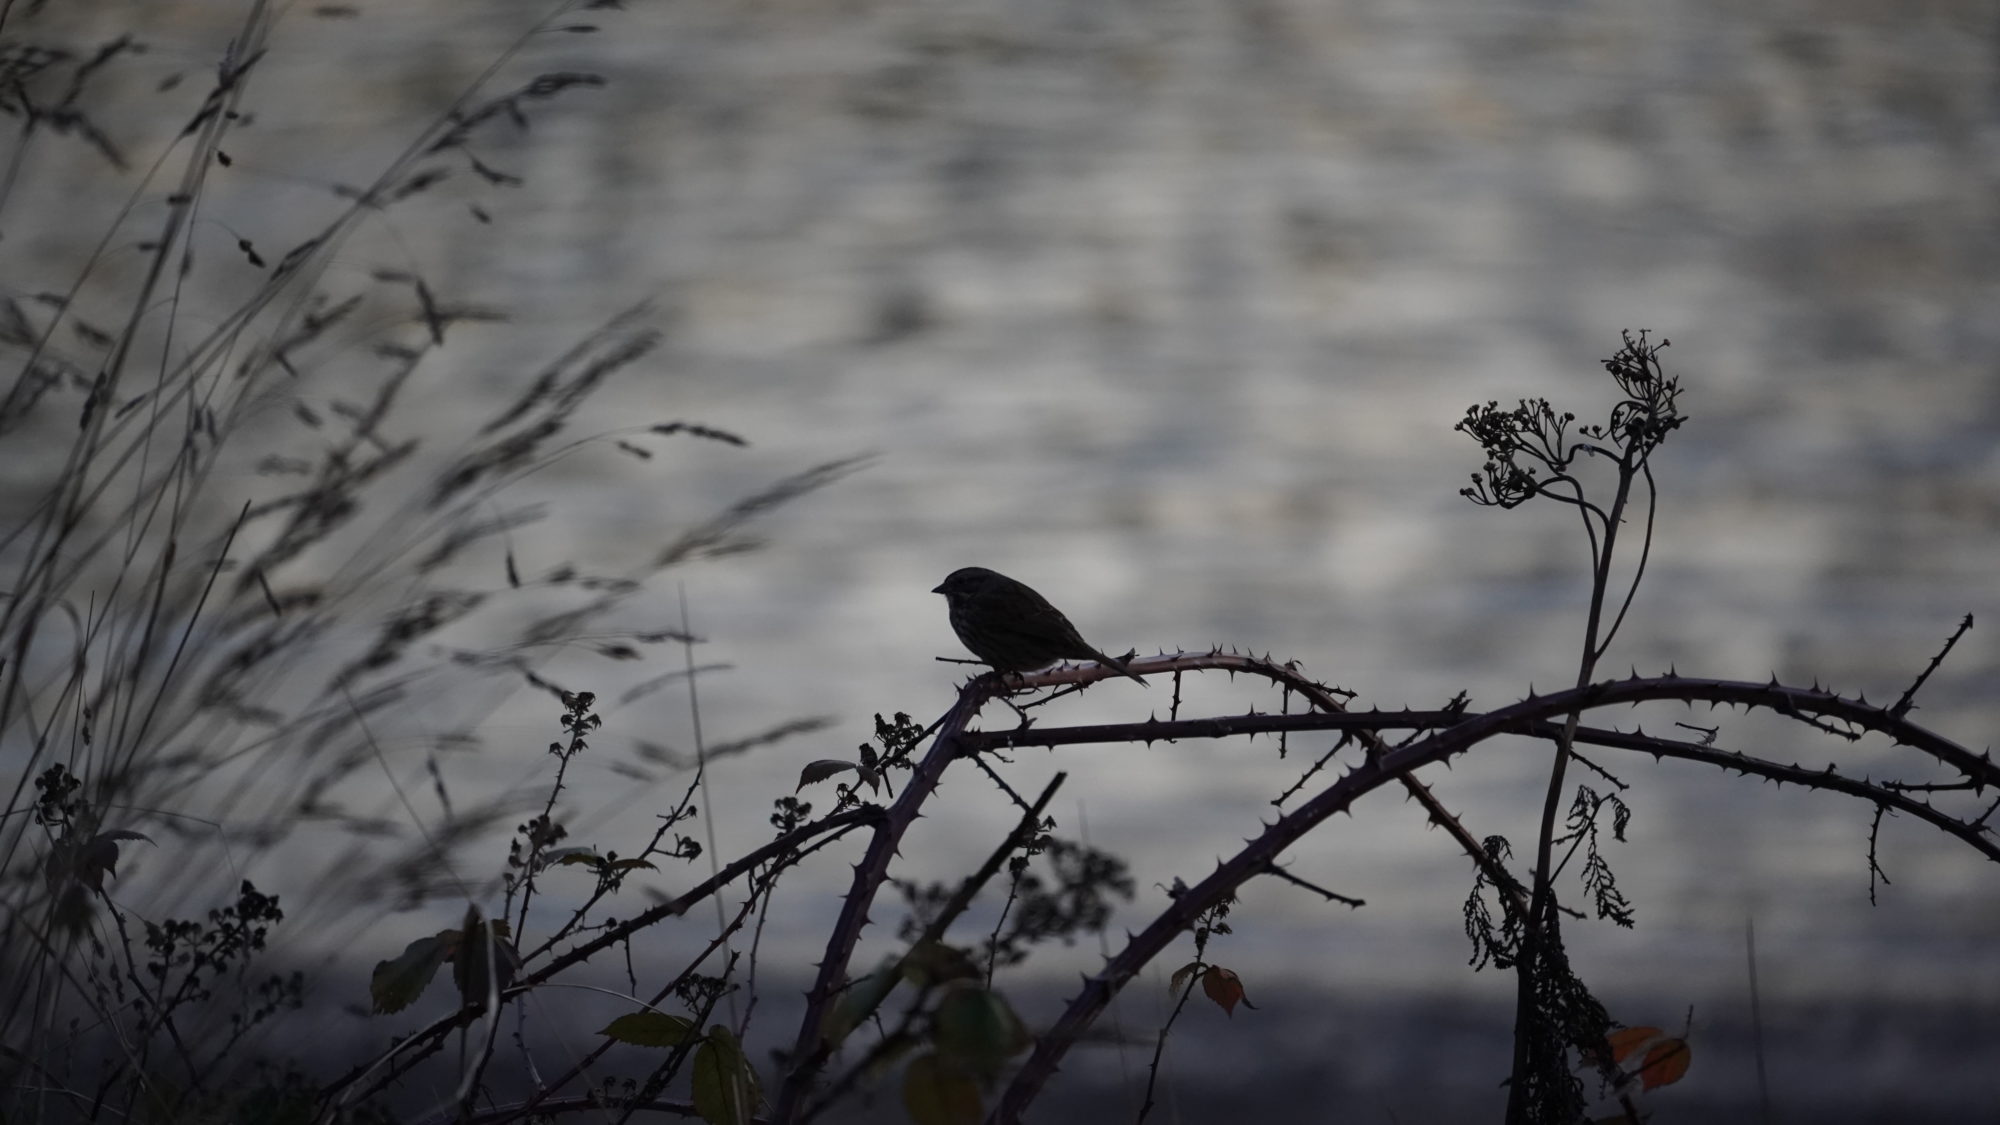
{"left": 1093, "top": 650, "right": 1149, "bottom": 686}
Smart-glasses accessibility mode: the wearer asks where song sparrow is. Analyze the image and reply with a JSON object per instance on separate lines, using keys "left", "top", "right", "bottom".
{"left": 932, "top": 567, "right": 1146, "bottom": 685}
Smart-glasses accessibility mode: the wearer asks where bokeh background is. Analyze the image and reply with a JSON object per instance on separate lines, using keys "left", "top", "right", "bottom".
{"left": 5, "top": 0, "right": 1999, "bottom": 1119}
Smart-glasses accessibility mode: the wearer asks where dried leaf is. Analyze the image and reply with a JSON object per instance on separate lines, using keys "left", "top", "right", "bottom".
{"left": 1607, "top": 1026, "right": 1662, "bottom": 1064}
{"left": 1201, "top": 966, "right": 1252, "bottom": 1017}
{"left": 1636, "top": 1037, "right": 1692, "bottom": 1091}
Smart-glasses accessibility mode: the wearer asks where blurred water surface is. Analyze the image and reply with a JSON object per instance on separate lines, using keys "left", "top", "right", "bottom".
{"left": 5, "top": 0, "right": 1999, "bottom": 1117}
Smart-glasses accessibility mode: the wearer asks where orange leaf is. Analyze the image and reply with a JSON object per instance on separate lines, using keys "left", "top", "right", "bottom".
{"left": 1606, "top": 1026, "right": 1662, "bottom": 1064}
{"left": 1636, "top": 1037, "right": 1692, "bottom": 1091}
{"left": 1201, "top": 967, "right": 1252, "bottom": 1017}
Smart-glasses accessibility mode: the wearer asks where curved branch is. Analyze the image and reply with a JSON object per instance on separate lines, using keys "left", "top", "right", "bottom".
{"left": 959, "top": 669, "right": 2000, "bottom": 794}
{"left": 447, "top": 1094, "right": 716, "bottom": 1123}
{"left": 1234, "top": 659, "right": 1533, "bottom": 911}
{"left": 988, "top": 671, "right": 1998, "bottom": 1119}
{"left": 1593, "top": 461, "right": 1658, "bottom": 660}
{"left": 769, "top": 684, "right": 997, "bottom": 1121}
{"left": 988, "top": 727, "right": 1422, "bottom": 1118}
{"left": 1555, "top": 721, "right": 2000, "bottom": 863}
{"left": 1532, "top": 474, "right": 1610, "bottom": 532}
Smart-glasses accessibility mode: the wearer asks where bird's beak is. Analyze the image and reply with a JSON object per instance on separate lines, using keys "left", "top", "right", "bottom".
{"left": 930, "top": 583, "right": 946, "bottom": 594}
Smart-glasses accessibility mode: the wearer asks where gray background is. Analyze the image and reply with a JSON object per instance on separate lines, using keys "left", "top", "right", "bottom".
{"left": 4, "top": 0, "right": 1998, "bottom": 1119}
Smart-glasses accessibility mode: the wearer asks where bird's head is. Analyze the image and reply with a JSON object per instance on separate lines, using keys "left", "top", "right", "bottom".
{"left": 931, "top": 567, "right": 1002, "bottom": 601}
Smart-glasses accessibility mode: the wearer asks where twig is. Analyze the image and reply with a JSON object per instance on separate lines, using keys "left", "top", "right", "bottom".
{"left": 1271, "top": 734, "right": 1355, "bottom": 805}
{"left": 969, "top": 753, "right": 1036, "bottom": 815}
{"left": 1134, "top": 968, "right": 1199, "bottom": 1124}
{"left": 1892, "top": 613, "right": 1973, "bottom": 717}
{"left": 1257, "top": 862, "right": 1362, "bottom": 908}
{"left": 924, "top": 774, "right": 1066, "bottom": 949}
{"left": 1746, "top": 918, "right": 1772, "bottom": 1125}
{"left": 1865, "top": 805, "right": 1893, "bottom": 906}
{"left": 679, "top": 583, "right": 736, "bottom": 1028}
{"left": 1566, "top": 748, "right": 1629, "bottom": 791}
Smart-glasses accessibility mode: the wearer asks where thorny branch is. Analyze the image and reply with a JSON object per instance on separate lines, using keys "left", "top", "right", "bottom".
{"left": 980, "top": 658, "right": 1996, "bottom": 1121}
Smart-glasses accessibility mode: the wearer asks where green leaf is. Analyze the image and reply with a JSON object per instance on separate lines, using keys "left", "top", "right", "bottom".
{"left": 902, "top": 1052, "right": 983, "bottom": 1125}
{"left": 449, "top": 911, "right": 521, "bottom": 1006}
{"left": 931, "top": 985, "right": 1031, "bottom": 1077}
{"left": 902, "top": 940, "right": 980, "bottom": 987}
{"left": 45, "top": 830, "right": 157, "bottom": 894}
{"left": 545, "top": 847, "right": 602, "bottom": 868}
{"left": 371, "top": 935, "right": 448, "bottom": 1014}
{"left": 863, "top": 1031, "right": 923, "bottom": 1082}
{"left": 822, "top": 964, "right": 900, "bottom": 1047}
{"left": 797, "top": 759, "right": 857, "bottom": 791}
{"left": 692, "top": 1025, "right": 761, "bottom": 1125}
{"left": 600, "top": 1010, "right": 695, "bottom": 1047}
